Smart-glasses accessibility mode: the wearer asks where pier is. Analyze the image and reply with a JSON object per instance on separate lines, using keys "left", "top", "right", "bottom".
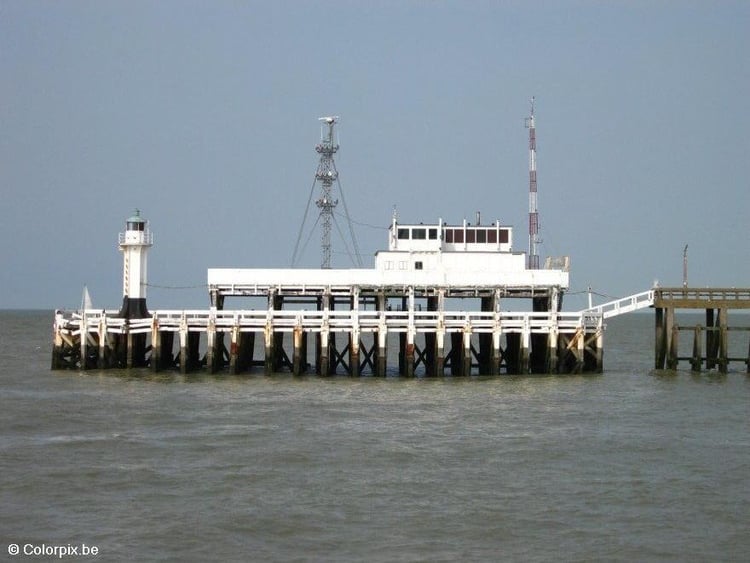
{"left": 52, "top": 300, "right": 608, "bottom": 376}
{"left": 653, "top": 287, "right": 750, "bottom": 373}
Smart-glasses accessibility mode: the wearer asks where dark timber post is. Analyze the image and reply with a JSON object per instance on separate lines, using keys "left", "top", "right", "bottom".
{"left": 718, "top": 308, "right": 728, "bottom": 374}
{"left": 691, "top": 325, "right": 703, "bottom": 372}
{"left": 665, "top": 307, "right": 676, "bottom": 369}
{"left": 706, "top": 308, "right": 717, "bottom": 370}
{"left": 655, "top": 307, "right": 666, "bottom": 369}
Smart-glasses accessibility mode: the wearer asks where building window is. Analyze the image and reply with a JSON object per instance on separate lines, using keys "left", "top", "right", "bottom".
{"left": 476, "top": 229, "right": 487, "bottom": 243}
{"left": 415, "top": 261, "right": 423, "bottom": 270}
{"left": 428, "top": 228, "right": 438, "bottom": 240}
{"left": 445, "top": 229, "right": 453, "bottom": 243}
{"left": 412, "top": 228, "right": 426, "bottom": 240}
{"left": 487, "top": 229, "right": 497, "bottom": 243}
{"left": 453, "top": 229, "right": 464, "bottom": 243}
{"left": 466, "top": 229, "right": 476, "bottom": 243}
{"left": 499, "top": 229, "right": 509, "bottom": 243}
{"left": 397, "top": 228, "right": 410, "bottom": 240}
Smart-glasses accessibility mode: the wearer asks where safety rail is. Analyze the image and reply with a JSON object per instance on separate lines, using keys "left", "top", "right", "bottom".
{"left": 654, "top": 287, "right": 750, "bottom": 306}
{"left": 580, "top": 290, "right": 655, "bottom": 319}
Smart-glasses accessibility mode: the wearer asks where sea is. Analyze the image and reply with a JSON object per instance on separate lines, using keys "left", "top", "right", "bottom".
{"left": 1, "top": 310, "right": 748, "bottom": 562}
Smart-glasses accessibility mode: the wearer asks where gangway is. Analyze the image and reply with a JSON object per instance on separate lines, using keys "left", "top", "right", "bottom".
{"left": 579, "top": 289, "right": 655, "bottom": 319}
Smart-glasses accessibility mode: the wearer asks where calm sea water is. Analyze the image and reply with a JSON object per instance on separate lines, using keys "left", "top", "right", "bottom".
{"left": 1, "top": 310, "right": 748, "bottom": 562}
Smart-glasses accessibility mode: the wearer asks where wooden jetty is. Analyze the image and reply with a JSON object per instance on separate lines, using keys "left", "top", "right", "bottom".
{"left": 52, "top": 302, "right": 609, "bottom": 376}
{"left": 653, "top": 287, "right": 750, "bottom": 373}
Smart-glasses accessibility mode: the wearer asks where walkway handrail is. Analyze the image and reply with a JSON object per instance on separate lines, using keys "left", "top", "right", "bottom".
{"left": 579, "top": 289, "right": 655, "bottom": 319}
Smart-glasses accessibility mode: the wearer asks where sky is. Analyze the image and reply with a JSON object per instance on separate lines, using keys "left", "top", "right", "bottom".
{"left": 1, "top": 0, "right": 748, "bottom": 311}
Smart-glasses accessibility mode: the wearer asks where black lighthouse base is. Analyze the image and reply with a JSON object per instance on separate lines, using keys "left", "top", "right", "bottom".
{"left": 118, "top": 296, "right": 150, "bottom": 319}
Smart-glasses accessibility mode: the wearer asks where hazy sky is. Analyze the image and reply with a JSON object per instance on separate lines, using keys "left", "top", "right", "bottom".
{"left": 2, "top": 1, "right": 748, "bottom": 310}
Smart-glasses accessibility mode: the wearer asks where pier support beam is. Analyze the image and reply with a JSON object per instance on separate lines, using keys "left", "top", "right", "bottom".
{"left": 349, "top": 290, "right": 360, "bottom": 377}
{"left": 98, "top": 315, "right": 111, "bottom": 369}
{"left": 229, "top": 325, "right": 243, "bottom": 375}
{"left": 718, "top": 308, "right": 728, "bottom": 374}
{"left": 424, "top": 296, "right": 438, "bottom": 376}
{"left": 491, "top": 328, "right": 502, "bottom": 375}
{"left": 400, "top": 291, "right": 416, "bottom": 377}
{"left": 264, "top": 323, "right": 274, "bottom": 375}
{"left": 519, "top": 319, "right": 531, "bottom": 374}
{"left": 376, "top": 305, "right": 387, "bottom": 377}
{"left": 51, "top": 327, "right": 65, "bottom": 370}
{"left": 293, "top": 326, "right": 305, "bottom": 376}
{"left": 319, "top": 329, "right": 330, "bottom": 376}
{"left": 665, "top": 308, "right": 677, "bottom": 370}
{"left": 151, "top": 318, "right": 162, "bottom": 372}
{"left": 179, "top": 328, "right": 200, "bottom": 374}
{"left": 594, "top": 324, "right": 604, "bottom": 373}
{"left": 462, "top": 328, "right": 472, "bottom": 376}
{"left": 478, "top": 296, "right": 494, "bottom": 375}
{"left": 548, "top": 323, "right": 558, "bottom": 374}
{"left": 655, "top": 307, "right": 666, "bottom": 369}
{"left": 706, "top": 309, "right": 717, "bottom": 369}
{"left": 80, "top": 315, "right": 89, "bottom": 370}
{"left": 505, "top": 333, "right": 520, "bottom": 375}
{"left": 530, "top": 295, "right": 550, "bottom": 373}
{"left": 449, "top": 332, "right": 463, "bottom": 375}
{"left": 691, "top": 325, "right": 703, "bottom": 372}
{"left": 206, "top": 316, "right": 221, "bottom": 374}
{"left": 229, "top": 331, "right": 254, "bottom": 374}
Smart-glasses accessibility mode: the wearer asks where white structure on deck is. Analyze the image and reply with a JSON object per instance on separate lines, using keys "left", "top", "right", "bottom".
{"left": 208, "top": 216, "right": 569, "bottom": 299}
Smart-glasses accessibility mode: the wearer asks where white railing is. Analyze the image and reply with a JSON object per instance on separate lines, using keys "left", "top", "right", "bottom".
{"left": 57, "top": 308, "right": 603, "bottom": 336}
{"left": 580, "top": 290, "right": 655, "bottom": 319}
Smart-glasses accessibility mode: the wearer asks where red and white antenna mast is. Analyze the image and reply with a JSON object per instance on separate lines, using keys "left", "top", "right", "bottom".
{"left": 525, "top": 97, "right": 540, "bottom": 269}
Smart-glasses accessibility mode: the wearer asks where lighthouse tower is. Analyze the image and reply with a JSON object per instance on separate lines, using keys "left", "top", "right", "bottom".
{"left": 118, "top": 210, "right": 153, "bottom": 319}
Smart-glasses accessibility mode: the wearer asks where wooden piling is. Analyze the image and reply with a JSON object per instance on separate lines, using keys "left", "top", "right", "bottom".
{"left": 667, "top": 320, "right": 679, "bottom": 370}
{"left": 690, "top": 325, "right": 702, "bottom": 372}
{"left": 655, "top": 307, "right": 666, "bottom": 370}
{"left": 520, "top": 325, "right": 531, "bottom": 374}
{"left": 151, "top": 318, "right": 162, "bottom": 372}
{"left": 462, "top": 329, "right": 472, "bottom": 376}
{"left": 229, "top": 325, "right": 240, "bottom": 374}
{"left": 319, "top": 329, "right": 330, "bottom": 376}
{"left": 706, "top": 309, "right": 716, "bottom": 369}
{"left": 264, "top": 322, "right": 274, "bottom": 375}
{"left": 293, "top": 326, "right": 304, "bottom": 376}
{"left": 548, "top": 323, "right": 559, "bottom": 374}
{"left": 718, "top": 308, "right": 728, "bottom": 374}
{"left": 479, "top": 296, "right": 494, "bottom": 375}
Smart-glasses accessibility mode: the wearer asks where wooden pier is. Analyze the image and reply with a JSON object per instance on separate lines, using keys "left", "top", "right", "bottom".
{"left": 51, "top": 292, "right": 607, "bottom": 376}
{"left": 653, "top": 287, "right": 750, "bottom": 373}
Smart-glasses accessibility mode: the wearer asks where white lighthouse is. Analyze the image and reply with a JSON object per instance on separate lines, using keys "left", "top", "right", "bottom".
{"left": 118, "top": 209, "right": 153, "bottom": 318}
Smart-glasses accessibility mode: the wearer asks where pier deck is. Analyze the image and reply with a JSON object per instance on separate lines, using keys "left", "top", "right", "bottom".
{"left": 653, "top": 287, "right": 750, "bottom": 373}
{"left": 52, "top": 305, "right": 605, "bottom": 376}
